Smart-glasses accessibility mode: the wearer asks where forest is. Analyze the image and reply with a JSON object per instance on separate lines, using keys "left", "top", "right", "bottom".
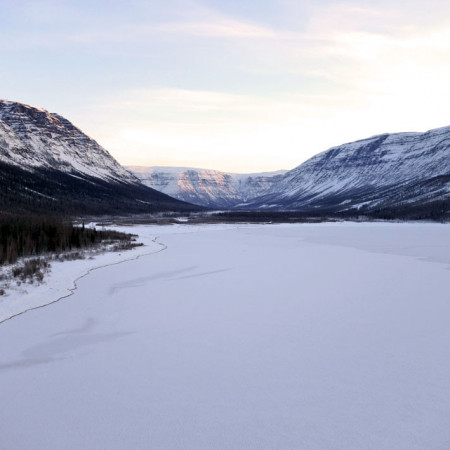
{"left": 0, "top": 215, "right": 137, "bottom": 265}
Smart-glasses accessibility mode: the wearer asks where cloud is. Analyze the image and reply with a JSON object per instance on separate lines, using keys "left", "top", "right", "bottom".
{"left": 5, "top": 1, "right": 450, "bottom": 171}
{"left": 154, "top": 17, "right": 279, "bottom": 39}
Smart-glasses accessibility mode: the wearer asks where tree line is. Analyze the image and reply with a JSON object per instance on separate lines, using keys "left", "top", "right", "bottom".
{"left": 0, "top": 215, "right": 136, "bottom": 265}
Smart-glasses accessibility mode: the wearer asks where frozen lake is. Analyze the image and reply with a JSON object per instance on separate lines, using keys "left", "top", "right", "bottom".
{"left": 1, "top": 222, "right": 450, "bottom": 449}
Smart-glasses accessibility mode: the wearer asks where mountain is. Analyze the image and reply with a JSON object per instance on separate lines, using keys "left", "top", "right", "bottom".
{"left": 4, "top": 99, "right": 447, "bottom": 219}
{"left": 0, "top": 100, "right": 199, "bottom": 215}
{"left": 241, "top": 125, "right": 450, "bottom": 219}
{"left": 128, "top": 166, "right": 287, "bottom": 209}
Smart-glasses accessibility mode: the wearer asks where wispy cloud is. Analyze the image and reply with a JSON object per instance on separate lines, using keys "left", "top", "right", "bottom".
{"left": 154, "top": 17, "right": 279, "bottom": 39}
{"left": 4, "top": 1, "right": 450, "bottom": 171}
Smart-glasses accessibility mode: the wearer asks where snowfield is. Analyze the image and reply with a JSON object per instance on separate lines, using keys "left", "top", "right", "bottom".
{"left": 0, "top": 231, "right": 165, "bottom": 324}
{"left": 1, "top": 222, "right": 450, "bottom": 449}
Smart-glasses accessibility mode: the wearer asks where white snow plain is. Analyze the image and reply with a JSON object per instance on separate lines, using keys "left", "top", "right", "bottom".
{"left": 1, "top": 222, "right": 450, "bottom": 449}
{"left": 0, "top": 230, "right": 165, "bottom": 324}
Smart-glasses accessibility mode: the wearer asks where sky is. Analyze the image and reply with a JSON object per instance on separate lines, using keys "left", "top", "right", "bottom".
{"left": 2, "top": 0, "right": 450, "bottom": 172}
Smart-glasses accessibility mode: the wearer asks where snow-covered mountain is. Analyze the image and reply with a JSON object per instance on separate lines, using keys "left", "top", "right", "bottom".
{"left": 0, "top": 100, "right": 138, "bottom": 183}
{"left": 3, "top": 99, "right": 448, "bottom": 218}
{"left": 128, "top": 166, "right": 287, "bottom": 208}
{"left": 243, "top": 126, "right": 450, "bottom": 217}
{"left": 0, "top": 100, "right": 198, "bottom": 215}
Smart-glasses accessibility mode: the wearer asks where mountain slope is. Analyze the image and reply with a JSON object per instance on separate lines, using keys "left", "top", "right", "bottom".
{"left": 0, "top": 101, "right": 199, "bottom": 215}
{"left": 243, "top": 125, "right": 450, "bottom": 218}
{"left": 0, "top": 100, "right": 137, "bottom": 183}
{"left": 128, "top": 166, "right": 286, "bottom": 208}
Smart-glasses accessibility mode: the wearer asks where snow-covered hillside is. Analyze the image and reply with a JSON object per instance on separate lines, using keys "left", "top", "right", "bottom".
{"left": 0, "top": 100, "right": 198, "bottom": 214}
{"left": 0, "top": 100, "right": 137, "bottom": 184}
{"left": 244, "top": 126, "right": 450, "bottom": 214}
{"left": 130, "top": 125, "right": 450, "bottom": 216}
{"left": 128, "top": 166, "right": 286, "bottom": 208}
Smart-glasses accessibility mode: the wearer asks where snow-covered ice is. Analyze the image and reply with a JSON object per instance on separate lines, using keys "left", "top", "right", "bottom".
{"left": 1, "top": 222, "right": 450, "bottom": 449}
{"left": 0, "top": 229, "right": 164, "bottom": 324}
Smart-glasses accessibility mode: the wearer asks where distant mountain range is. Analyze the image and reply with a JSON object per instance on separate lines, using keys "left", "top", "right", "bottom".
{"left": 1, "top": 99, "right": 449, "bottom": 219}
{"left": 128, "top": 166, "right": 286, "bottom": 209}
{"left": 0, "top": 100, "right": 198, "bottom": 215}
{"left": 131, "top": 128, "right": 450, "bottom": 219}
{"left": 243, "top": 127, "right": 450, "bottom": 218}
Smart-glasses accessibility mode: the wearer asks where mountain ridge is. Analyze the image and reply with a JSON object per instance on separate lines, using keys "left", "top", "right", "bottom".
{"left": 0, "top": 100, "right": 200, "bottom": 215}
{"left": 241, "top": 124, "right": 450, "bottom": 218}
{"left": 129, "top": 166, "right": 287, "bottom": 208}
{"left": 2, "top": 99, "right": 448, "bottom": 219}
{"left": 0, "top": 100, "right": 138, "bottom": 183}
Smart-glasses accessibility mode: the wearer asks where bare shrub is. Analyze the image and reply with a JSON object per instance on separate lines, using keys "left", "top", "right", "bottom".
{"left": 12, "top": 258, "right": 51, "bottom": 283}
{"left": 112, "top": 242, "right": 144, "bottom": 252}
{"left": 35, "top": 270, "right": 44, "bottom": 282}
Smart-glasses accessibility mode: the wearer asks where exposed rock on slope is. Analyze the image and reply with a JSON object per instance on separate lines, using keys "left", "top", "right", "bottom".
{"left": 128, "top": 166, "right": 286, "bottom": 208}
{"left": 243, "top": 126, "right": 450, "bottom": 218}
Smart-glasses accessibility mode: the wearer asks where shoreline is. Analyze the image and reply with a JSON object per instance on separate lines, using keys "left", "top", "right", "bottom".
{"left": 0, "top": 222, "right": 245, "bottom": 325}
{"left": 2, "top": 220, "right": 448, "bottom": 326}
{"left": 0, "top": 231, "right": 166, "bottom": 325}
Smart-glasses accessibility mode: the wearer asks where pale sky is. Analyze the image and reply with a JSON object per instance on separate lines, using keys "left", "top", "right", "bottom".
{"left": 2, "top": 0, "right": 450, "bottom": 172}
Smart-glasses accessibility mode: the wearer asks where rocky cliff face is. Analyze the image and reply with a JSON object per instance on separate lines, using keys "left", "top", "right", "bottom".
{"left": 243, "top": 126, "right": 450, "bottom": 215}
{"left": 128, "top": 166, "right": 286, "bottom": 208}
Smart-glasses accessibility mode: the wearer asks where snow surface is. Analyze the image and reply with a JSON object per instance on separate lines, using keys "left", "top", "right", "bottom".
{"left": 1, "top": 222, "right": 450, "bottom": 449}
{"left": 0, "top": 230, "right": 165, "bottom": 324}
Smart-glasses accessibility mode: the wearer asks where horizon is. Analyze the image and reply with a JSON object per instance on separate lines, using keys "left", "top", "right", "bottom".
{"left": 3, "top": 0, "right": 450, "bottom": 172}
